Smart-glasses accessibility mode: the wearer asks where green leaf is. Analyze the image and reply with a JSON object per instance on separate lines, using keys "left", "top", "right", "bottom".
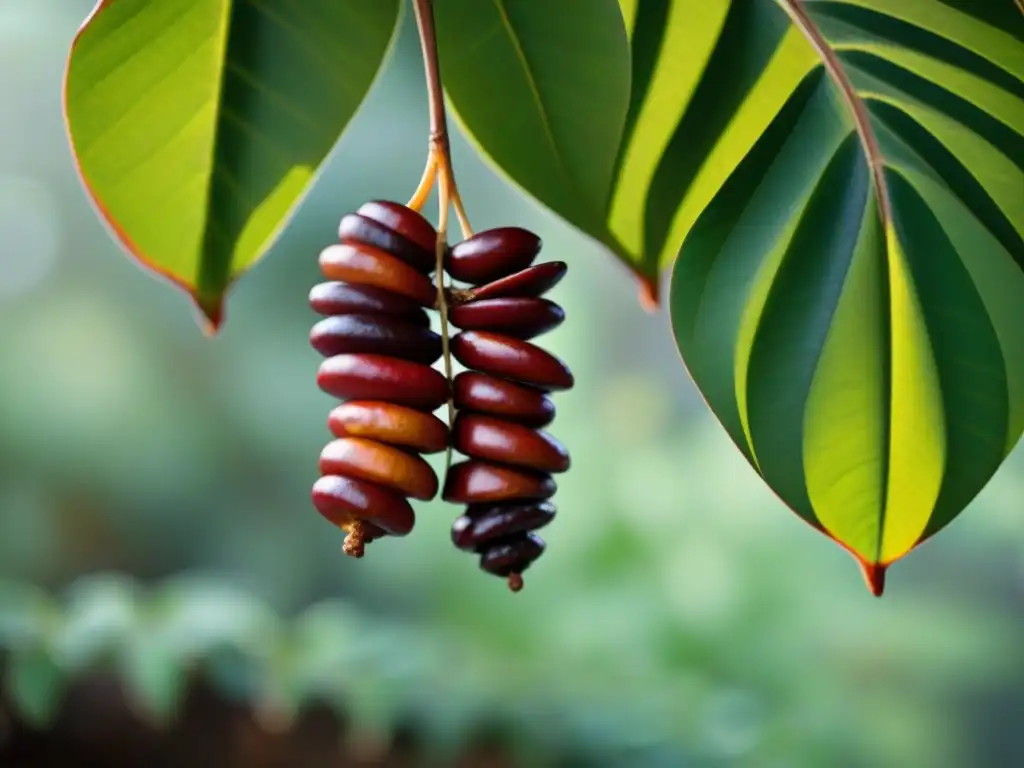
{"left": 6, "top": 647, "right": 66, "bottom": 728}
{"left": 668, "top": 0, "right": 1024, "bottom": 593}
{"left": 432, "top": 1, "right": 641, "bottom": 290}
{"left": 120, "top": 634, "right": 188, "bottom": 725}
{"left": 64, "top": 0, "right": 403, "bottom": 331}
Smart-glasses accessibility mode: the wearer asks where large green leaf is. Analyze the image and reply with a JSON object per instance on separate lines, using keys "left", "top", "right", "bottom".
{"left": 431, "top": 1, "right": 642, "bottom": 290}
{"left": 64, "top": 0, "right": 403, "bottom": 331}
{"left": 669, "top": 0, "right": 1024, "bottom": 593}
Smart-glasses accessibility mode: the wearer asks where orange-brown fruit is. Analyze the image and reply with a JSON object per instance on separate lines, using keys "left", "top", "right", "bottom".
{"left": 328, "top": 401, "right": 449, "bottom": 454}
{"left": 319, "top": 243, "right": 436, "bottom": 306}
{"left": 319, "top": 438, "right": 439, "bottom": 501}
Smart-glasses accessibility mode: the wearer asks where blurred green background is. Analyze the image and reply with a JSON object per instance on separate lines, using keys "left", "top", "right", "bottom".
{"left": 1, "top": 2, "right": 1023, "bottom": 766}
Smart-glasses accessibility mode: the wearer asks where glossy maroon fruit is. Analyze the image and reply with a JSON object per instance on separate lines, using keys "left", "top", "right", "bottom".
{"left": 453, "top": 413, "right": 569, "bottom": 473}
{"left": 338, "top": 213, "right": 435, "bottom": 273}
{"left": 451, "top": 501, "right": 556, "bottom": 551}
{"left": 318, "top": 243, "right": 436, "bottom": 306}
{"left": 443, "top": 460, "right": 556, "bottom": 504}
{"left": 451, "top": 331, "right": 574, "bottom": 391}
{"left": 356, "top": 201, "right": 438, "bottom": 254}
{"left": 318, "top": 354, "right": 449, "bottom": 411}
{"left": 452, "top": 372, "right": 555, "bottom": 428}
{"left": 480, "top": 533, "right": 546, "bottom": 576}
{"left": 449, "top": 297, "right": 564, "bottom": 339}
{"left": 312, "top": 475, "right": 416, "bottom": 536}
{"left": 445, "top": 228, "right": 541, "bottom": 285}
{"left": 469, "top": 262, "right": 567, "bottom": 301}
{"left": 309, "top": 282, "right": 430, "bottom": 325}
{"left": 310, "top": 314, "right": 442, "bottom": 365}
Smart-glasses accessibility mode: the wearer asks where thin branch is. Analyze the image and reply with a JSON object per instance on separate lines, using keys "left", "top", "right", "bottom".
{"left": 413, "top": 0, "right": 450, "bottom": 148}
{"left": 410, "top": 0, "right": 473, "bottom": 238}
{"left": 412, "top": 0, "right": 458, "bottom": 463}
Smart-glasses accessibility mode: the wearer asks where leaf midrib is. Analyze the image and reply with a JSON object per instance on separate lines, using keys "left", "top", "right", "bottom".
{"left": 778, "top": 0, "right": 896, "bottom": 563}
{"left": 778, "top": 0, "right": 892, "bottom": 227}
{"left": 195, "top": 0, "right": 235, "bottom": 298}
{"left": 491, "top": 0, "right": 595, "bottom": 230}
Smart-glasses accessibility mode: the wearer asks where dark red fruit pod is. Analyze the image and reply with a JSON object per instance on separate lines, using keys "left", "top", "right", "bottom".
{"left": 309, "top": 282, "right": 430, "bottom": 326}
{"left": 453, "top": 372, "right": 555, "bottom": 427}
{"left": 469, "top": 262, "right": 567, "bottom": 301}
{"left": 318, "top": 354, "right": 450, "bottom": 411}
{"left": 318, "top": 244, "right": 436, "bottom": 306}
{"left": 310, "top": 314, "right": 442, "bottom": 365}
{"left": 449, "top": 297, "right": 564, "bottom": 339}
{"left": 312, "top": 475, "right": 416, "bottom": 536}
{"left": 442, "top": 460, "right": 556, "bottom": 504}
{"left": 319, "top": 438, "right": 438, "bottom": 501}
{"left": 356, "top": 201, "right": 438, "bottom": 255}
{"left": 451, "top": 501, "right": 556, "bottom": 551}
{"left": 338, "top": 213, "right": 436, "bottom": 274}
{"left": 328, "top": 401, "right": 449, "bottom": 454}
{"left": 453, "top": 413, "right": 570, "bottom": 473}
{"left": 451, "top": 331, "right": 574, "bottom": 391}
{"left": 479, "top": 533, "right": 546, "bottom": 576}
{"left": 445, "top": 228, "right": 541, "bottom": 285}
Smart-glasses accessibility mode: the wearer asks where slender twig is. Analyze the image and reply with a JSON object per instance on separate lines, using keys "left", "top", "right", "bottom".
{"left": 412, "top": 0, "right": 461, "bottom": 472}
{"left": 413, "top": 0, "right": 448, "bottom": 150}
{"left": 435, "top": 176, "right": 455, "bottom": 476}
{"left": 409, "top": 0, "right": 474, "bottom": 238}
{"left": 406, "top": 151, "right": 438, "bottom": 212}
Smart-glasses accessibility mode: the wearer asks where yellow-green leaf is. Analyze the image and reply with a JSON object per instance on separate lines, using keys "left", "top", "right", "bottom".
{"left": 64, "top": 0, "right": 402, "bottom": 330}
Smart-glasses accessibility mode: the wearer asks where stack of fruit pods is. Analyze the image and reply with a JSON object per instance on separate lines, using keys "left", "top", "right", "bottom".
{"left": 307, "top": 202, "right": 574, "bottom": 590}
{"left": 308, "top": 201, "right": 449, "bottom": 557}
{"left": 442, "top": 227, "right": 573, "bottom": 591}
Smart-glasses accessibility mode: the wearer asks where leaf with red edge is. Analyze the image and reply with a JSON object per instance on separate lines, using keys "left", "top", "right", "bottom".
{"left": 63, "top": 0, "right": 402, "bottom": 332}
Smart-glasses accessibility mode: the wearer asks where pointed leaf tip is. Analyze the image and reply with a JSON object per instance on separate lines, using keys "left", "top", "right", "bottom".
{"left": 64, "top": 0, "right": 403, "bottom": 331}
{"left": 638, "top": 274, "right": 660, "bottom": 313}
{"left": 857, "top": 559, "right": 887, "bottom": 598}
{"left": 192, "top": 294, "right": 224, "bottom": 337}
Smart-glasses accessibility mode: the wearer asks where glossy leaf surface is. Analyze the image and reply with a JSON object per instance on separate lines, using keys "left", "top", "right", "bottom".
{"left": 669, "top": 0, "right": 1024, "bottom": 592}
{"left": 432, "top": 1, "right": 641, "bottom": 288}
{"left": 64, "top": 0, "right": 402, "bottom": 330}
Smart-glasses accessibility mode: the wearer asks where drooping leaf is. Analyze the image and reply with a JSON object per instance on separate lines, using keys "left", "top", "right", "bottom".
{"left": 432, "top": 1, "right": 640, "bottom": 289}
{"left": 669, "top": 0, "right": 1024, "bottom": 593}
{"left": 63, "top": 0, "right": 403, "bottom": 331}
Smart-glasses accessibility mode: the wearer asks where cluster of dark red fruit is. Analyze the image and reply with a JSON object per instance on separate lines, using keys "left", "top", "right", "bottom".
{"left": 308, "top": 201, "right": 572, "bottom": 591}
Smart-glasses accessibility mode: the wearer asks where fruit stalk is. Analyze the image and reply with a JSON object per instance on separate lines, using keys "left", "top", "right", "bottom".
{"left": 407, "top": 0, "right": 472, "bottom": 238}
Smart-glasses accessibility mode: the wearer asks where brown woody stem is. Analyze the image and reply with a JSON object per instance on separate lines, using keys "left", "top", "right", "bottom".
{"left": 411, "top": 0, "right": 469, "bottom": 474}
{"left": 409, "top": 0, "right": 473, "bottom": 239}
